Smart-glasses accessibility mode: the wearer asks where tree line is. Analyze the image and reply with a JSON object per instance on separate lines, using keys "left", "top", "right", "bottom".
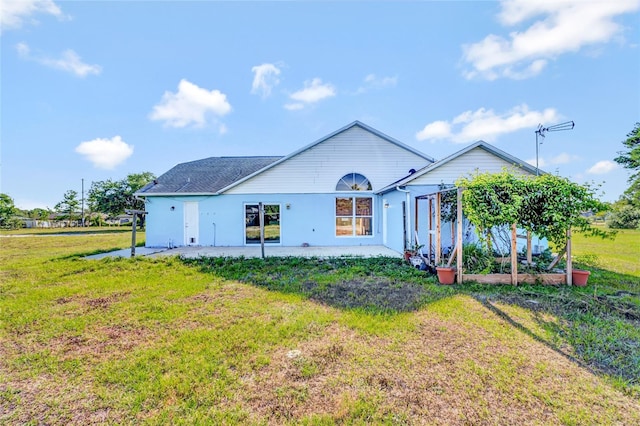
{"left": 1, "top": 172, "right": 155, "bottom": 229}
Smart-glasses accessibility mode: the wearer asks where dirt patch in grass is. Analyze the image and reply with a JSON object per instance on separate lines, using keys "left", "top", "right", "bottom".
{"left": 1, "top": 374, "right": 125, "bottom": 425}
{"left": 303, "top": 278, "right": 428, "bottom": 312}
{"left": 55, "top": 291, "right": 131, "bottom": 311}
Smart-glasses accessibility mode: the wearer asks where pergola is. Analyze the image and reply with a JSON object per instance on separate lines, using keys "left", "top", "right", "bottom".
{"left": 415, "top": 187, "right": 574, "bottom": 285}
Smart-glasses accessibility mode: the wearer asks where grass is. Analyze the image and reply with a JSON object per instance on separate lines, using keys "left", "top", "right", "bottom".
{"left": 1, "top": 228, "right": 639, "bottom": 424}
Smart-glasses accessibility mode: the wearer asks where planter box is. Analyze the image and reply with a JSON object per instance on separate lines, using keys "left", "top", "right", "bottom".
{"left": 462, "top": 273, "right": 567, "bottom": 285}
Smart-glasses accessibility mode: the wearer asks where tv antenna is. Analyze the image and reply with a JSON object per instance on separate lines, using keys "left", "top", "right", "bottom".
{"left": 535, "top": 120, "right": 575, "bottom": 175}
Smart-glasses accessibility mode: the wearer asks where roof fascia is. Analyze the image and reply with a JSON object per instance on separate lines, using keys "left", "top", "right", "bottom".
{"left": 135, "top": 192, "right": 219, "bottom": 197}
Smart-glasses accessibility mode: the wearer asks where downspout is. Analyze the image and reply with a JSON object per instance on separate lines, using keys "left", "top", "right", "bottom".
{"left": 396, "top": 186, "right": 411, "bottom": 250}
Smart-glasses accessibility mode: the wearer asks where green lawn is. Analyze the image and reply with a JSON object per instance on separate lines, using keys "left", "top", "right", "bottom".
{"left": 572, "top": 227, "right": 640, "bottom": 276}
{"left": 1, "top": 229, "right": 639, "bottom": 424}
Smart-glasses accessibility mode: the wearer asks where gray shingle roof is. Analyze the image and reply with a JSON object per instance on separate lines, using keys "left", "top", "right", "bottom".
{"left": 137, "top": 156, "right": 283, "bottom": 195}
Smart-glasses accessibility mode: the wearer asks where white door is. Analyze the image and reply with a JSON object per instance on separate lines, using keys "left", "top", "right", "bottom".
{"left": 184, "top": 202, "right": 199, "bottom": 246}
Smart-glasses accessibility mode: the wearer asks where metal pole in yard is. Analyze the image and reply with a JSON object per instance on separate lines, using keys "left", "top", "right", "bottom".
{"left": 131, "top": 212, "right": 137, "bottom": 258}
{"left": 259, "top": 202, "right": 265, "bottom": 259}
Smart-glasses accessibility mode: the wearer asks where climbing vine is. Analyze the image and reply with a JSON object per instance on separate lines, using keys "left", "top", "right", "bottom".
{"left": 456, "top": 170, "right": 612, "bottom": 247}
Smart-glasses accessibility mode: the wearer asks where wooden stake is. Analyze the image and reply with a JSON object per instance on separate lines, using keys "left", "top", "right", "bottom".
{"left": 428, "top": 197, "right": 433, "bottom": 263}
{"left": 566, "top": 228, "right": 572, "bottom": 286}
{"left": 527, "top": 231, "right": 532, "bottom": 264}
{"left": 435, "top": 193, "right": 441, "bottom": 265}
{"left": 456, "top": 187, "right": 463, "bottom": 284}
{"left": 511, "top": 223, "right": 518, "bottom": 285}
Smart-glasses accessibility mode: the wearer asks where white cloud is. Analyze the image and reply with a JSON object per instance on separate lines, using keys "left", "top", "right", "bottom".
{"left": 415, "top": 120, "right": 452, "bottom": 141}
{"left": 1, "top": 0, "right": 64, "bottom": 31}
{"left": 75, "top": 136, "right": 134, "bottom": 169}
{"left": 416, "top": 104, "right": 561, "bottom": 143}
{"left": 284, "top": 103, "right": 305, "bottom": 111}
{"left": 251, "top": 63, "right": 281, "bottom": 98}
{"left": 462, "top": 0, "right": 640, "bottom": 80}
{"left": 149, "top": 79, "right": 232, "bottom": 128}
{"left": 549, "top": 152, "right": 579, "bottom": 165}
{"left": 15, "top": 42, "right": 101, "bottom": 77}
{"left": 357, "top": 73, "right": 398, "bottom": 93}
{"left": 285, "top": 78, "right": 335, "bottom": 109}
{"left": 587, "top": 160, "right": 619, "bottom": 174}
{"left": 526, "top": 152, "right": 579, "bottom": 168}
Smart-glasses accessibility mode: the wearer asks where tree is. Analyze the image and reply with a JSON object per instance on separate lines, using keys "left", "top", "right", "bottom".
{"left": 55, "top": 190, "right": 80, "bottom": 226}
{"left": 28, "top": 208, "right": 52, "bottom": 222}
{"left": 614, "top": 122, "right": 640, "bottom": 180}
{"left": 610, "top": 123, "right": 640, "bottom": 227}
{"left": 607, "top": 202, "right": 640, "bottom": 229}
{"left": 0, "top": 193, "right": 17, "bottom": 229}
{"left": 614, "top": 122, "right": 640, "bottom": 207}
{"left": 88, "top": 172, "right": 155, "bottom": 227}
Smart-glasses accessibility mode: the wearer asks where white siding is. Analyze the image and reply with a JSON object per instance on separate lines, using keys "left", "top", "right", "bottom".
{"left": 410, "top": 147, "right": 533, "bottom": 186}
{"left": 227, "top": 126, "right": 432, "bottom": 194}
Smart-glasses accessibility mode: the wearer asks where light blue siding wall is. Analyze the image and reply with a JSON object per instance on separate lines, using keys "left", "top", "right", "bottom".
{"left": 144, "top": 193, "right": 389, "bottom": 249}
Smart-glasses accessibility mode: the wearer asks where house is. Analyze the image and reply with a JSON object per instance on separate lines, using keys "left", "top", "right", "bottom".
{"left": 137, "top": 121, "right": 540, "bottom": 255}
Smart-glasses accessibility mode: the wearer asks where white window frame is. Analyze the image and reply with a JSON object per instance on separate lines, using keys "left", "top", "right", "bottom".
{"left": 335, "top": 196, "right": 374, "bottom": 238}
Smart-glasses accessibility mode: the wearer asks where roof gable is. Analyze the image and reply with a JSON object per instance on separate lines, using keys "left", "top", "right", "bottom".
{"left": 218, "top": 121, "right": 435, "bottom": 193}
{"left": 377, "top": 141, "right": 538, "bottom": 193}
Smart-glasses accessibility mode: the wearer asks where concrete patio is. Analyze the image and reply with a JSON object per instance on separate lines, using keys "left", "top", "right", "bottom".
{"left": 85, "top": 245, "right": 402, "bottom": 260}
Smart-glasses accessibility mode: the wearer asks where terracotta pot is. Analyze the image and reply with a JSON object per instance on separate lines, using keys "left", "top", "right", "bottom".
{"left": 572, "top": 269, "right": 591, "bottom": 286}
{"left": 436, "top": 266, "right": 456, "bottom": 285}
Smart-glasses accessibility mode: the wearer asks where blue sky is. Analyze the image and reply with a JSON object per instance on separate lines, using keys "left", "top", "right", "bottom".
{"left": 2, "top": 0, "right": 639, "bottom": 210}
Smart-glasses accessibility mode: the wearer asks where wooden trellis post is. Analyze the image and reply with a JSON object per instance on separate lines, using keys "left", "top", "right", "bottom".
{"left": 511, "top": 224, "right": 518, "bottom": 285}
{"left": 456, "top": 187, "right": 463, "bottom": 284}
{"left": 435, "top": 192, "right": 441, "bottom": 265}
{"left": 125, "top": 209, "right": 147, "bottom": 258}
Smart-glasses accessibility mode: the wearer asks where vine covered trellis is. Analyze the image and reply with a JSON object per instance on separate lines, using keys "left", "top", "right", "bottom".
{"left": 456, "top": 170, "right": 611, "bottom": 249}
{"left": 417, "top": 170, "right": 613, "bottom": 285}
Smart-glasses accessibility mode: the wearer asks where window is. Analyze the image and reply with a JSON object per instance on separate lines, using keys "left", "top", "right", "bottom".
{"left": 245, "top": 203, "right": 280, "bottom": 244}
{"left": 335, "top": 173, "right": 373, "bottom": 237}
{"left": 335, "top": 173, "right": 372, "bottom": 191}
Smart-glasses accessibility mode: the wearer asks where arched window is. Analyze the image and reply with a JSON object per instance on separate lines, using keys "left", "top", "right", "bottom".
{"left": 335, "top": 173, "right": 373, "bottom": 237}
{"left": 335, "top": 173, "right": 372, "bottom": 191}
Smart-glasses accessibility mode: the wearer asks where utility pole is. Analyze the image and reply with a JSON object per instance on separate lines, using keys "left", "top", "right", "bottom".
{"left": 535, "top": 121, "right": 575, "bottom": 175}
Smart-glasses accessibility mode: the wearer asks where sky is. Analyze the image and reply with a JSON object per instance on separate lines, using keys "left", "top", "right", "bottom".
{"left": 2, "top": 0, "right": 639, "bottom": 210}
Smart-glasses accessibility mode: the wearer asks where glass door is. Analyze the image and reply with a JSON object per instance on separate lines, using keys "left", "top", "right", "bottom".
{"left": 245, "top": 203, "right": 280, "bottom": 244}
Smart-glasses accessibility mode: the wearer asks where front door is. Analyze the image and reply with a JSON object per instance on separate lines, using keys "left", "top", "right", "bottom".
{"left": 184, "top": 202, "right": 199, "bottom": 246}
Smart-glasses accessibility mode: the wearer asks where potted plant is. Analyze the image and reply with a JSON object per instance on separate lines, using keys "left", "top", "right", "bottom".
{"left": 572, "top": 269, "right": 591, "bottom": 286}
{"left": 404, "top": 243, "right": 424, "bottom": 263}
{"left": 436, "top": 264, "right": 456, "bottom": 285}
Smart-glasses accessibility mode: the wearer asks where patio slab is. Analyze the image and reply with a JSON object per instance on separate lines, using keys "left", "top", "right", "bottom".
{"left": 148, "top": 245, "right": 402, "bottom": 259}
{"left": 86, "top": 244, "right": 402, "bottom": 260}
